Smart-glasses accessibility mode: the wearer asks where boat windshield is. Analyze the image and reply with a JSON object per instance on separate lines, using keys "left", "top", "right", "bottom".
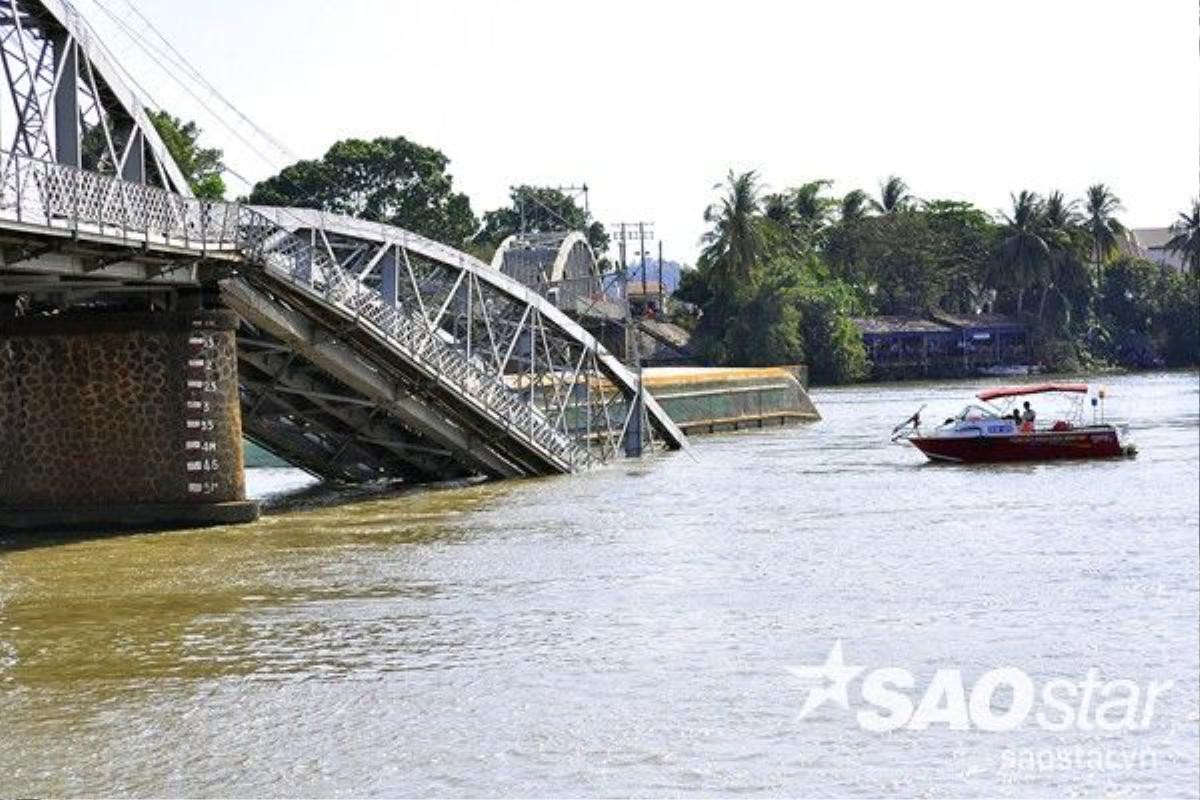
{"left": 949, "top": 404, "right": 1005, "bottom": 423}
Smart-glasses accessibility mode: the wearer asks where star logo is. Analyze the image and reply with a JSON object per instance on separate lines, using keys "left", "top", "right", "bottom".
{"left": 785, "top": 640, "right": 865, "bottom": 719}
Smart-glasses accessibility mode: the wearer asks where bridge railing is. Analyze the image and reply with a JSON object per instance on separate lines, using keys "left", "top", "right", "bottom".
{"left": 0, "top": 149, "right": 240, "bottom": 252}
{"left": 237, "top": 207, "right": 589, "bottom": 471}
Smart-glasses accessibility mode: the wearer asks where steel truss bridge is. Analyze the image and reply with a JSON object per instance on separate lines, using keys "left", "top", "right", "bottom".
{"left": 0, "top": 0, "right": 687, "bottom": 484}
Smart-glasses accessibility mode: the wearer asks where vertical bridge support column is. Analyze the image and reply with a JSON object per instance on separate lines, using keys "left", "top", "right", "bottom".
{"left": 0, "top": 310, "right": 260, "bottom": 531}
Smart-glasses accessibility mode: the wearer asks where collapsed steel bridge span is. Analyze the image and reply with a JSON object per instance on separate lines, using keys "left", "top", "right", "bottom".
{"left": 0, "top": 0, "right": 687, "bottom": 529}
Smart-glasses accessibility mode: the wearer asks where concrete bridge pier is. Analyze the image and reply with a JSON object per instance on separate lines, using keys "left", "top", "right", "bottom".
{"left": 0, "top": 309, "right": 259, "bottom": 532}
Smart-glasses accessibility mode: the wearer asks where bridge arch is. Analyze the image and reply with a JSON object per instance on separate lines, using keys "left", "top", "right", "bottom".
{"left": 491, "top": 230, "right": 600, "bottom": 285}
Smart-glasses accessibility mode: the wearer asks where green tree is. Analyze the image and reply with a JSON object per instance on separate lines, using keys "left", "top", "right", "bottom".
{"left": 1098, "top": 256, "right": 1159, "bottom": 332}
{"left": 1095, "top": 257, "right": 1199, "bottom": 367}
{"left": 248, "top": 136, "right": 477, "bottom": 246}
{"left": 1036, "top": 190, "right": 1089, "bottom": 326}
{"left": 778, "top": 260, "right": 869, "bottom": 383}
{"left": 1165, "top": 199, "right": 1200, "bottom": 273}
{"left": 682, "top": 251, "right": 867, "bottom": 381}
{"left": 147, "top": 110, "right": 225, "bottom": 199}
{"left": 699, "top": 170, "right": 774, "bottom": 293}
{"left": 1082, "top": 183, "right": 1126, "bottom": 277}
{"left": 994, "top": 191, "right": 1050, "bottom": 314}
{"left": 1155, "top": 269, "right": 1200, "bottom": 365}
{"left": 474, "top": 185, "right": 608, "bottom": 256}
{"left": 1095, "top": 256, "right": 1163, "bottom": 366}
{"left": 922, "top": 200, "right": 998, "bottom": 314}
{"left": 839, "top": 189, "right": 870, "bottom": 223}
{"left": 825, "top": 211, "right": 959, "bottom": 315}
{"left": 1042, "top": 190, "right": 1080, "bottom": 243}
{"left": 680, "top": 172, "right": 868, "bottom": 381}
{"left": 764, "top": 179, "right": 837, "bottom": 250}
{"left": 870, "top": 175, "right": 913, "bottom": 214}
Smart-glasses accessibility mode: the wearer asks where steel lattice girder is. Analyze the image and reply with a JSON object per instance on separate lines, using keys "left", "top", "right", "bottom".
{"left": 223, "top": 276, "right": 531, "bottom": 477}
{"left": 243, "top": 207, "right": 689, "bottom": 468}
{"left": 0, "top": 0, "right": 189, "bottom": 191}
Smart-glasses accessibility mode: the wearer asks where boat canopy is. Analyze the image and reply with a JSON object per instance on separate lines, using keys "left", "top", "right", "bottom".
{"left": 976, "top": 383, "right": 1089, "bottom": 402}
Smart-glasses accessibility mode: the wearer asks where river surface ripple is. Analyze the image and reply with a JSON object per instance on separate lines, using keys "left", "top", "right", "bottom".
{"left": 1, "top": 372, "right": 1197, "bottom": 797}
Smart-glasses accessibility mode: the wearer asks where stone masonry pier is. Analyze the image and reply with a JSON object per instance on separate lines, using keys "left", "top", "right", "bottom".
{"left": 0, "top": 309, "right": 259, "bottom": 531}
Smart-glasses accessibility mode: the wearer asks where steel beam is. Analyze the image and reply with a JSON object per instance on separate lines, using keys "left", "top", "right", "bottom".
{"left": 222, "top": 277, "right": 523, "bottom": 479}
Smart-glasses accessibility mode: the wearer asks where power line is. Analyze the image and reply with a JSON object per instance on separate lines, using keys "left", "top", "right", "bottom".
{"left": 72, "top": 2, "right": 166, "bottom": 114}
{"left": 73, "top": 0, "right": 348, "bottom": 231}
{"left": 78, "top": 0, "right": 605, "bottom": 248}
{"left": 70, "top": 10, "right": 257, "bottom": 193}
{"left": 87, "top": 0, "right": 294, "bottom": 167}
{"left": 86, "top": 0, "right": 286, "bottom": 176}
{"left": 113, "top": 0, "right": 298, "bottom": 162}
{"left": 80, "top": 0, "right": 387, "bottom": 214}
{"left": 514, "top": 186, "right": 589, "bottom": 235}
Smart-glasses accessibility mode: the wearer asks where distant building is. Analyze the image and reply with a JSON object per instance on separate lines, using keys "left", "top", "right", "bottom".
{"left": 854, "top": 316, "right": 958, "bottom": 376}
{"left": 933, "top": 312, "right": 1030, "bottom": 366}
{"left": 1128, "top": 228, "right": 1189, "bottom": 272}
{"left": 853, "top": 313, "right": 1030, "bottom": 379}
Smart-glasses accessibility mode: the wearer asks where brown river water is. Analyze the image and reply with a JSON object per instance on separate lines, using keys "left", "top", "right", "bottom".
{"left": 1, "top": 372, "right": 1197, "bottom": 797}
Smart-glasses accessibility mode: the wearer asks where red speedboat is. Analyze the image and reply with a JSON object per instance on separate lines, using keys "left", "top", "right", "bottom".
{"left": 893, "top": 383, "right": 1137, "bottom": 463}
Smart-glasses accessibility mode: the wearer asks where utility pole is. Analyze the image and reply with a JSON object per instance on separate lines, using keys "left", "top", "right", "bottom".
{"left": 555, "top": 184, "right": 590, "bottom": 221}
{"left": 609, "top": 221, "right": 656, "bottom": 458}
{"left": 608, "top": 221, "right": 655, "bottom": 296}
{"left": 618, "top": 223, "right": 628, "bottom": 277}
{"left": 625, "top": 319, "right": 645, "bottom": 458}
{"left": 657, "top": 239, "right": 664, "bottom": 313}
{"left": 626, "top": 223, "right": 643, "bottom": 458}
{"left": 639, "top": 222, "right": 647, "bottom": 297}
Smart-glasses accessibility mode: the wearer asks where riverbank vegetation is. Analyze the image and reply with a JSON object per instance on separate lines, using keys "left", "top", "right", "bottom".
{"left": 677, "top": 172, "right": 1198, "bottom": 382}
{"left": 156, "top": 114, "right": 1196, "bottom": 384}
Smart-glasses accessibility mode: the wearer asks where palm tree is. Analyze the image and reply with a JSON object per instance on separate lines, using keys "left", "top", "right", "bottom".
{"left": 701, "top": 170, "right": 771, "bottom": 288}
{"left": 870, "top": 175, "right": 912, "bottom": 214}
{"left": 1043, "top": 190, "right": 1079, "bottom": 231}
{"left": 1165, "top": 198, "right": 1200, "bottom": 272}
{"left": 765, "top": 180, "right": 837, "bottom": 249}
{"left": 840, "top": 189, "right": 869, "bottom": 223}
{"left": 1082, "top": 184, "right": 1125, "bottom": 278}
{"left": 1038, "top": 191, "right": 1086, "bottom": 324}
{"left": 764, "top": 192, "right": 791, "bottom": 228}
{"left": 791, "top": 180, "right": 836, "bottom": 227}
{"left": 996, "top": 191, "right": 1050, "bottom": 314}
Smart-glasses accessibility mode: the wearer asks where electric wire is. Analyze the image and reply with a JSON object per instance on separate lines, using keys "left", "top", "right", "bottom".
{"left": 78, "top": 0, "right": 342, "bottom": 223}
{"left": 85, "top": 0, "right": 285, "bottom": 178}
{"left": 83, "top": 0, "right": 385, "bottom": 220}
{"left": 82, "top": 0, "right": 598, "bottom": 261}
{"left": 69, "top": 7, "right": 253, "bottom": 194}
{"left": 114, "top": 0, "right": 297, "bottom": 162}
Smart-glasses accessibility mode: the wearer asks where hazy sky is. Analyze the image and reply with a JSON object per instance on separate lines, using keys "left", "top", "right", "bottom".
{"left": 76, "top": 0, "right": 1198, "bottom": 262}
